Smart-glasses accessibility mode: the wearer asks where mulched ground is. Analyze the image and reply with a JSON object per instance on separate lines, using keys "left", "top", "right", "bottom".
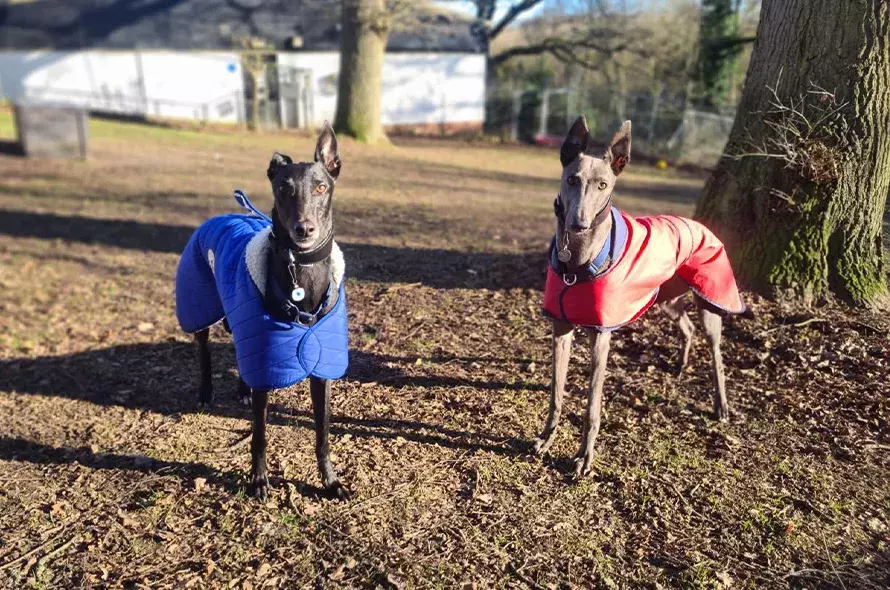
{"left": 0, "top": 113, "right": 888, "bottom": 589}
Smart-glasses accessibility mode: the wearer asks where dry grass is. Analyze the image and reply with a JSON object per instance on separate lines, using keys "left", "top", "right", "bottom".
{"left": 0, "top": 109, "right": 888, "bottom": 589}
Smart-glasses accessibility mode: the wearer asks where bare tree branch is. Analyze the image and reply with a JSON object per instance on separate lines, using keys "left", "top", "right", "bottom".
{"left": 489, "top": 0, "right": 544, "bottom": 41}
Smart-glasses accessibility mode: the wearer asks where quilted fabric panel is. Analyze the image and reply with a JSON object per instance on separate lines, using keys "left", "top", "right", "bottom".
{"left": 175, "top": 215, "right": 349, "bottom": 391}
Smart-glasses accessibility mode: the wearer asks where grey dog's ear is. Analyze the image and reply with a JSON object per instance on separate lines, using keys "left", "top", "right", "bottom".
{"left": 267, "top": 152, "right": 293, "bottom": 182}
{"left": 604, "top": 120, "right": 632, "bottom": 175}
{"left": 560, "top": 116, "right": 590, "bottom": 167}
{"left": 314, "top": 121, "right": 341, "bottom": 179}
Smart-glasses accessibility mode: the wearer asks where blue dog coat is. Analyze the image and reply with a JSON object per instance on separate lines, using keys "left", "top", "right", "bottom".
{"left": 175, "top": 210, "right": 349, "bottom": 391}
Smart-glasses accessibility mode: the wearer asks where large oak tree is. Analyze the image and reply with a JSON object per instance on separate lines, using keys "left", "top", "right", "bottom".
{"left": 696, "top": 0, "right": 890, "bottom": 306}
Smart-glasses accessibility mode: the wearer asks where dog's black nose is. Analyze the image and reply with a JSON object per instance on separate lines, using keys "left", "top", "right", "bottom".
{"left": 570, "top": 223, "right": 590, "bottom": 232}
{"left": 294, "top": 221, "right": 316, "bottom": 239}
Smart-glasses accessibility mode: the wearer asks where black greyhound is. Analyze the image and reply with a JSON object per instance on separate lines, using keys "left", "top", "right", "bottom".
{"left": 188, "top": 123, "right": 349, "bottom": 500}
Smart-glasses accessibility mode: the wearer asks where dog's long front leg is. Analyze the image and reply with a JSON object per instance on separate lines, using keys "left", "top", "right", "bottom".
{"left": 575, "top": 329, "right": 611, "bottom": 478}
{"left": 310, "top": 377, "right": 350, "bottom": 500}
{"left": 533, "top": 320, "right": 574, "bottom": 455}
{"left": 248, "top": 388, "right": 270, "bottom": 499}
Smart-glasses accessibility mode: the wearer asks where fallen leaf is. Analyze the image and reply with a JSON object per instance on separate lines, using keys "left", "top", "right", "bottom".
{"left": 867, "top": 517, "right": 887, "bottom": 533}
{"left": 330, "top": 565, "right": 346, "bottom": 581}
{"left": 716, "top": 571, "right": 733, "bottom": 587}
{"left": 385, "top": 573, "right": 407, "bottom": 590}
{"left": 50, "top": 501, "right": 68, "bottom": 517}
{"left": 475, "top": 493, "right": 493, "bottom": 505}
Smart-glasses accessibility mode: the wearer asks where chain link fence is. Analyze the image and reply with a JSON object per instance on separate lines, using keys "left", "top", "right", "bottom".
{"left": 487, "top": 85, "right": 736, "bottom": 168}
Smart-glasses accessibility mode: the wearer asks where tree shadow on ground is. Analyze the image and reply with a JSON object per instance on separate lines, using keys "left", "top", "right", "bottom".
{"left": 0, "top": 434, "right": 397, "bottom": 501}
{"left": 0, "top": 342, "right": 531, "bottom": 458}
{"left": 0, "top": 209, "right": 547, "bottom": 290}
{"left": 360, "top": 154, "right": 702, "bottom": 208}
{"left": 0, "top": 435, "right": 243, "bottom": 491}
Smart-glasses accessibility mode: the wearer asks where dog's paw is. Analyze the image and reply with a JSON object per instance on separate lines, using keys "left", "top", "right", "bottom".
{"left": 531, "top": 436, "right": 553, "bottom": 456}
{"left": 249, "top": 473, "right": 270, "bottom": 500}
{"left": 325, "top": 480, "right": 352, "bottom": 501}
{"left": 198, "top": 386, "right": 214, "bottom": 409}
{"left": 573, "top": 455, "right": 593, "bottom": 479}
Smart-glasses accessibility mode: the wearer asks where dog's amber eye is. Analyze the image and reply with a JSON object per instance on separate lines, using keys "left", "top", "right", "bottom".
{"left": 598, "top": 181, "right": 608, "bottom": 190}
{"left": 315, "top": 183, "right": 327, "bottom": 194}
{"left": 566, "top": 176, "right": 579, "bottom": 186}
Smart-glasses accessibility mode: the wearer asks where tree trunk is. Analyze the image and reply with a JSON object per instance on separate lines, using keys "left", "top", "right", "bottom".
{"left": 696, "top": 0, "right": 890, "bottom": 306}
{"left": 334, "top": 0, "right": 390, "bottom": 143}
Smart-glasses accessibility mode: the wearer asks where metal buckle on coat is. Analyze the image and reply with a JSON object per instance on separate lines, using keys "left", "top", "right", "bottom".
{"left": 562, "top": 273, "right": 577, "bottom": 286}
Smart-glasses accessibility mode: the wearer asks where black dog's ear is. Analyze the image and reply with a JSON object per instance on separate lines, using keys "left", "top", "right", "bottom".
{"left": 314, "top": 121, "right": 341, "bottom": 180}
{"left": 267, "top": 152, "right": 293, "bottom": 182}
{"left": 604, "top": 120, "right": 632, "bottom": 175}
{"left": 560, "top": 116, "right": 590, "bottom": 167}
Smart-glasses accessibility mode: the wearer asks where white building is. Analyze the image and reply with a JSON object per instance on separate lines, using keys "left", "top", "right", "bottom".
{"left": 0, "top": 0, "right": 486, "bottom": 133}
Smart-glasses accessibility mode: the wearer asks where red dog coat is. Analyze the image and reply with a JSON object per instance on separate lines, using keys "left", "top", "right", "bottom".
{"left": 543, "top": 209, "right": 745, "bottom": 330}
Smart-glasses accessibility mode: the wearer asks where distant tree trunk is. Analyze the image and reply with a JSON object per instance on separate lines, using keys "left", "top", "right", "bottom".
{"left": 334, "top": 0, "right": 390, "bottom": 143}
{"left": 244, "top": 67, "right": 262, "bottom": 131}
{"left": 696, "top": 0, "right": 890, "bottom": 306}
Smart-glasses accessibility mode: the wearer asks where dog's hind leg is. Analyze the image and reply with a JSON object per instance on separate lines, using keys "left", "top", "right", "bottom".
{"left": 661, "top": 295, "right": 695, "bottom": 372}
{"left": 195, "top": 328, "right": 213, "bottom": 408}
{"left": 237, "top": 378, "right": 251, "bottom": 407}
{"left": 310, "top": 377, "right": 350, "bottom": 500}
{"left": 696, "top": 296, "right": 729, "bottom": 421}
{"left": 574, "top": 329, "right": 611, "bottom": 478}
{"left": 533, "top": 320, "right": 574, "bottom": 455}
{"left": 248, "top": 388, "right": 271, "bottom": 499}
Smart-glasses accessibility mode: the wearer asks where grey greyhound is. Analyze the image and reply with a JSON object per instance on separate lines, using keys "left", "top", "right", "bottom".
{"left": 177, "top": 123, "right": 349, "bottom": 500}
{"left": 535, "top": 116, "right": 749, "bottom": 477}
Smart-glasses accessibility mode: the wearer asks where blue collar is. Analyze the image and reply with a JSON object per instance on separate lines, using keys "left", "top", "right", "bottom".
{"left": 550, "top": 207, "right": 628, "bottom": 280}
{"left": 588, "top": 207, "right": 628, "bottom": 275}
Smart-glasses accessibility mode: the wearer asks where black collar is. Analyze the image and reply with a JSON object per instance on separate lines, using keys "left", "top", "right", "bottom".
{"left": 270, "top": 230, "right": 334, "bottom": 265}
{"left": 264, "top": 230, "right": 336, "bottom": 324}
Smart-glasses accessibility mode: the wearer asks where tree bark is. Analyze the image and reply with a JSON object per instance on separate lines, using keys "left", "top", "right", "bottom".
{"left": 696, "top": 0, "right": 890, "bottom": 306}
{"left": 334, "top": 0, "right": 390, "bottom": 143}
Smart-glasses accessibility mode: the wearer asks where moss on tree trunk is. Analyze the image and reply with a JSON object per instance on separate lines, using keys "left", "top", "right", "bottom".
{"left": 696, "top": 0, "right": 890, "bottom": 307}
{"left": 334, "top": 0, "right": 390, "bottom": 144}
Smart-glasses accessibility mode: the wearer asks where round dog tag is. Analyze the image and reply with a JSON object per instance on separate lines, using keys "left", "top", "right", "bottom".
{"left": 557, "top": 250, "right": 572, "bottom": 263}
{"left": 291, "top": 287, "right": 306, "bottom": 301}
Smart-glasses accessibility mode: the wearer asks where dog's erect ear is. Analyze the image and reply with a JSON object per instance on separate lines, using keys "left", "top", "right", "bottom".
{"left": 560, "top": 116, "right": 590, "bottom": 167}
{"left": 605, "top": 120, "right": 632, "bottom": 175}
{"left": 267, "top": 152, "right": 293, "bottom": 182}
{"left": 314, "top": 121, "right": 341, "bottom": 180}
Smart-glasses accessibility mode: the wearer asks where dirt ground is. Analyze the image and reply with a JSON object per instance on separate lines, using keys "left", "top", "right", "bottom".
{"left": 0, "top": 110, "right": 888, "bottom": 589}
